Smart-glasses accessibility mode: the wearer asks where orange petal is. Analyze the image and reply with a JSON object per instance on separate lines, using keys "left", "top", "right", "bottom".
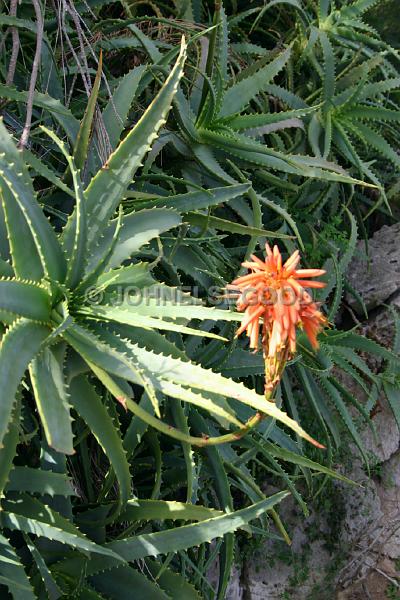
{"left": 241, "top": 262, "right": 262, "bottom": 271}
{"left": 297, "top": 280, "right": 326, "bottom": 289}
{"left": 287, "top": 277, "right": 305, "bottom": 295}
{"left": 294, "top": 269, "right": 326, "bottom": 278}
{"left": 232, "top": 272, "right": 264, "bottom": 285}
{"left": 249, "top": 254, "right": 267, "bottom": 269}
{"left": 236, "top": 305, "right": 264, "bottom": 336}
{"left": 250, "top": 314, "right": 260, "bottom": 349}
{"left": 283, "top": 250, "right": 300, "bottom": 270}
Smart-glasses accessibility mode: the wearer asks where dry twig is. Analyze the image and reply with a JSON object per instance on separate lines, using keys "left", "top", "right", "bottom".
{"left": 18, "top": 0, "right": 44, "bottom": 148}
{"left": 5, "top": 0, "right": 20, "bottom": 86}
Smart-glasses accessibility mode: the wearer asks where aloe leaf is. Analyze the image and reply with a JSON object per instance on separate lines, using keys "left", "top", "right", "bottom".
{"left": 318, "top": 0, "right": 331, "bottom": 20}
{"left": 295, "top": 364, "right": 331, "bottom": 452}
{"left": 0, "top": 257, "right": 13, "bottom": 278}
{"left": 67, "top": 324, "right": 240, "bottom": 426}
{"left": 64, "top": 323, "right": 161, "bottom": 419}
{"left": 128, "top": 23, "right": 162, "bottom": 62}
{"left": 1, "top": 496, "right": 124, "bottom": 561}
{"left": 88, "top": 325, "right": 322, "bottom": 444}
{"left": 215, "top": 5, "right": 229, "bottom": 93}
{"left": 0, "top": 279, "right": 51, "bottom": 323}
{"left": 257, "top": 438, "right": 355, "bottom": 484}
{"left": 91, "top": 564, "right": 170, "bottom": 600}
{"left": 145, "top": 560, "right": 202, "bottom": 600}
{"left": 258, "top": 194, "right": 304, "bottom": 248}
{"left": 0, "top": 85, "right": 79, "bottom": 142}
{"left": 350, "top": 121, "right": 400, "bottom": 167}
{"left": 219, "top": 46, "right": 291, "bottom": 117}
{"left": 319, "top": 31, "right": 335, "bottom": 107}
{"left": 0, "top": 119, "right": 66, "bottom": 283}
{"left": 140, "top": 183, "right": 250, "bottom": 211}
{"left": 0, "top": 180, "right": 42, "bottom": 282}
{"left": 63, "top": 323, "right": 142, "bottom": 388}
{"left": 102, "top": 65, "right": 146, "bottom": 152}
{"left": 86, "top": 208, "right": 181, "bottom": 273}
{"left": 30, "top": 345, "right": 74, "bottom": 455}
{"left": 320, "top": 208, "right": 358, "bottom": 306}
{"left": 82, "top": 38, "right": 187, "bottom": 249}
{"left": 78, "top": 211, "right": 123, "bottom": 295}
{"left": 0, "top": 399, "right": 20, "bottom": 499}
{"left": 308, "top": 111, "right": 324, "bottom": 157}
{"left": 170, "top": 399, "right": 196, "bottom": 502}
{"left": 191, "top": 144, "right": 236, "bottom": 183}
{"left": 110, "top": 492, "right": 289, "bottom": 557}
{"left": 96, "top": 392, "right": 153, "bottom": 503}
{"left": 198, "top": 128, "right": 371, "bottom": 185}
{"left": 0, "top": 534, "right": 35, "bottom": 600}
{"left": 220, "top": 348, "right": 265, "bottom": 377}
{"left": 0, "top": 318, "right": 49, "bottom": 449}
{"left": 268, "top": 83, "right": 308, "bottom": 108}
{"left": 185, "top": 212, "right": 292, "bottom": 239}
{"left": 383, "top": 382, "right": 400, "bottom": 432}
{"left": 39, "top": 441, "right": 73, "bottom": 522}
{"left": 73, "top": 585, "right": 106, "bottom": 599}
{"left": 245, "top": 437, "right": 308, "bottom": 515}
{"left": 330, "top": 377, "right": 374, "bottom": 431}
{"left": 231, "top": 42, "right": 270, "bottom": 56}
{"left": 73, "top": 51, "right": 103, "bottom": 174}
{"left": 81, "top": 305, "right": 229, "bottom": 341}
{"left": 6, "top": 467, "right": 75, "bottom": 497}
{"left": 57, "top": 492, "right": 289, "bottom": 578}
{"left": 341, "top": 0, "right": 382, "bottom": 18}
{"left": 80, "top": 498, "right": 224, "bottom": 524}
{"left": 95, "top": 262, "right": 154, "bottom": 291}
{"left": 191, "top": 412, "right": 234, "bottom": 600}
{"left": 23, "top": 536, "right": 63, "bottom": 600}
{"left": 173, "top": 88, "right": 201, "bottom": 142}
{"left": 253, "top": 0, "right": 305, "bottom": 29}
{"left": 118, "top": 499, "right": 222, "bottom": 522}
{"left": 123, "top": 391, "right": 153, "bottom": 453}
{"left": 346, "top": 106, "right": 400, "bottom": 122}
{"left": 69, "top": 375, "right": 131, "bottom": 506}
{"left": 67, "top": 321, "right": 318, "bottom": 444}
{"left": 97, "top": 358, "right": 314, "bottom": 450}
{"left": 318, "top": 376, "right": 368, "bottom": 464}
{"left": 227, "top": 106, "right": 317, "bottom": 131}
{"left": 358, "top": 78, "right": 400, "bottom": 102}
{"left": 0, "top": 14, "right": 41, "bottom": 33}
{"left": 328, "top": 332, "right": 398, "bottom": 361}
{"left": 94, "top": 293, "right": 231, "bottom": 323}
{"left": 43, "top": 128, "right": 87, "bottom": 289}
{"left": 23, "top": 148, "right": 75, "bottom": 198}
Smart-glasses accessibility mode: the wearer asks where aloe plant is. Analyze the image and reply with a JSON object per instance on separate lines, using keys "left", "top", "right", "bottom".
{"left": 1, "top": 2, "right": 400, "bottom": 597}
{"left": 0, "top": 36, "right": 333, "bottom": 597}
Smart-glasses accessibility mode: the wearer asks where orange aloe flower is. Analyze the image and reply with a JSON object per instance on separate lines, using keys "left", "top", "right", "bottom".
{"left": 227, "top": 244, "right": 327, "bottom": 391}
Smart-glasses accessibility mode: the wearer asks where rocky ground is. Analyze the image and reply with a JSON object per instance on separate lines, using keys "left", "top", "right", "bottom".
{"left": 221, "top": 223, "right": 400, "bottom": 599}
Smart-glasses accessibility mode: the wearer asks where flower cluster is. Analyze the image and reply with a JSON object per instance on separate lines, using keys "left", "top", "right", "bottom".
{"left": 228, "top": 244, "right": 327, "bottom": 392}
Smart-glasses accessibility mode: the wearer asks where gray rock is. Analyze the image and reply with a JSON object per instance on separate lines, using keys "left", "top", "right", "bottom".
{"left": 338, "top": 461, "right": 383, "bottom": 548}
{"left": 242, "top": 492, "right": 341, "bottom": 599}
{"left": 207, "top": 561, "right": 243, "bottom": 600}
{"left": 225, "top": 567, "right": 243, "bottom": 600}
{"left": 242, "top": 390, "right": 399, "bottom": 599}
{"left": 361, "top": 395, "right": 400, "bottom": 463}
{"left": 360, "top": 294, "right": 400, "bottom": 350}
{"left": 377, "top": 449, "right": 400, "bottom": 559}
{"left": 347, "top": 222, "right": 400, "bottom": 313}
